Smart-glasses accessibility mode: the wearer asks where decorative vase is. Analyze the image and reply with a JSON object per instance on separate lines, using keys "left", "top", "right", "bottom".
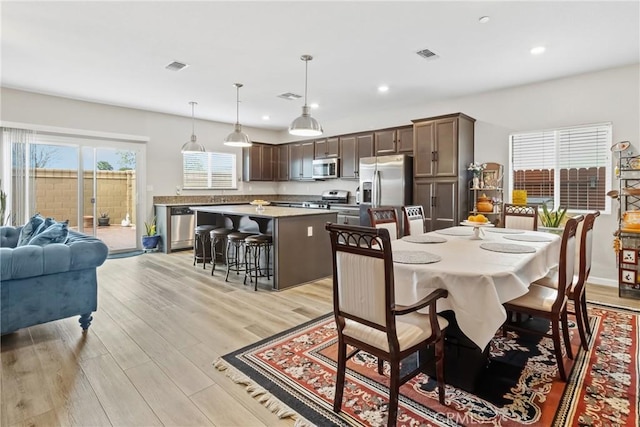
{"left": 476, "top": 195, "right": 494, "bottom": 213}
{"left": 98, "top": 217, "right": 110, "bottom": 226}
{"left": 472, "top": 176, "right": 480, "bottom": 189}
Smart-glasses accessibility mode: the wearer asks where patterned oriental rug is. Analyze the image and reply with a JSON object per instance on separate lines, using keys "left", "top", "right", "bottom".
{"left": 215, "top": 303, "right": 639, "bottom": 427}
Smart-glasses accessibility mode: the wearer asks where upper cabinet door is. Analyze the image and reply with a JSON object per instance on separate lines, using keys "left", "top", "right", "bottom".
{"left": 340, "top": 136, "right": 357, "bottom": 179}
{"left": 356, "top": 133, "right": 374, "bottom": 160}
{"left": 396, "top": 126, "right": 413, "bottom": 153}
{"left": 414, "top": 121, "right": 436, "bottom": 178}
{"left": 301, "top": 142, "right": 315, "bottom": 179}
{"left": 433, "top": 118, "right": 458, "bottom": 177}
{"left": 289, "top": 143, "right": 303, "bottom": 180}
{"left": 413, "top": 118, "right": 458, "bottom": 178}
{"left": 276, "top": 145, "right": 289, "bottom": 181}
{"left": 374, "top": 129, "right": 396, "bottom": 155}
{"left": 261, "top": 145, "right": 274, "bottom": 181}
{"left": 315, "top": 137, "right": 340, "bottom": 159}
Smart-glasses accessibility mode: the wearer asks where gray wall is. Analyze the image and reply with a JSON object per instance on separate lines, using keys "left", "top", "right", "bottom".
{"left": 2, "top": 63, "right": 639, "bottom": 286}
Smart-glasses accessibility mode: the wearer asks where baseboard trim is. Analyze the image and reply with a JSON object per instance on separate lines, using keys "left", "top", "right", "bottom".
{"left": 586, "top": 276, "right": 618, "bottom": 287}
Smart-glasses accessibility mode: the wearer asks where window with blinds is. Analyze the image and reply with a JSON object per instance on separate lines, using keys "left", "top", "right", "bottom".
{"left": 509, "top": 123, "right": 611, "bottom": 212}
{"left": 183, "top": 152, "right": 237, "bottom": 189}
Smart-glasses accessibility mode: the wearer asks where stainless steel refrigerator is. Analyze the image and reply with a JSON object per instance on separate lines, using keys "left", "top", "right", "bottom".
{"left": 359, "top": 154, "right": 413, "bottom": 234}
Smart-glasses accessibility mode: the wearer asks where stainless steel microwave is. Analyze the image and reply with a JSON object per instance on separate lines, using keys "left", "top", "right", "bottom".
{"left": 312, "top": 158, "right": 340, "bottom": 179}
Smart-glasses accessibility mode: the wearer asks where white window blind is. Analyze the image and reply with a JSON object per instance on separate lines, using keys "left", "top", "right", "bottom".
{"left": 183, "top": 152, "right": 237, "bottom": 189}
{"left": 510, "top": 123, "right": 611, "bottom": 212}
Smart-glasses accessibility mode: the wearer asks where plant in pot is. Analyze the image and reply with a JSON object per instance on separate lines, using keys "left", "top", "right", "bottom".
{"left": 142, "top": 216, "right": 160, "bottom": 250}
{"left": 98, "top": 212, "right": 110, "bottom": 226}
{"left": 539, "top": 203, "right": 568, "bottom": 234}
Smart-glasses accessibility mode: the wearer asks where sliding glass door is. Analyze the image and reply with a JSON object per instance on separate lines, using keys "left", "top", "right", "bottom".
{"left": 4, "top": 130, "right": 143, "bottom": 253}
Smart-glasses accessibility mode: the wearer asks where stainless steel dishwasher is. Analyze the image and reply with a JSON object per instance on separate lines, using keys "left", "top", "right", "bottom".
{"left": 170, "top": 207, "right": 195, "bottom": 250}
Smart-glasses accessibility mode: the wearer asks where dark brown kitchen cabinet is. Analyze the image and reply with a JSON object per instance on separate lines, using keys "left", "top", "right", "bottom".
{"left": 242, "top": 143, "right": 274, "bottom": 181}
{"left": 340, "top": 133, "right": 374, "bottom": 179}
{"left": 412, "top": 113, "right": 474, "bottom": 230}
{"left": 414, "top": 179, "right": 461, "bottom": 231}
{"left": 276, "top": 144, "right": 289, "bottom": 181}
{"left": 375, "top": 126, "right": 414, "bottom": 155}
{"left": 289, "top": 141, "right": 314, "bottom": 180}
{"left": 314, "top": 137, "right": 339, "bottom": 159}
{"left": 413, "top": 113, "right": 474, "bottom": 178}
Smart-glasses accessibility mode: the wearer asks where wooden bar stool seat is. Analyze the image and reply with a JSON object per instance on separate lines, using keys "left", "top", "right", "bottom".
{"left": 193, "top": 225, "right": 216, "bottom": 269}
{"left": 243, "top": 234, "right": 273, "bottom": 291}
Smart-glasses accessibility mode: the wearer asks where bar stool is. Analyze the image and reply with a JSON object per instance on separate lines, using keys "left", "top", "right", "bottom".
{"left": 243, "top": 234, "right": 273, "bottom": 291}
{"left": 225, "top": 231, "right": 257, "bottom": 281}
{"left": 210, "top": 227, "right": 234, "bottom": 275}
{"left": 193, "top": 225, "right": 216, "bottom": 269}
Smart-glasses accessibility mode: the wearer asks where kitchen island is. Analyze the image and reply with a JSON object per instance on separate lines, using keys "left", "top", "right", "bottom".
{"left": 190, "top": 205, "right": 337, "bottom": 290}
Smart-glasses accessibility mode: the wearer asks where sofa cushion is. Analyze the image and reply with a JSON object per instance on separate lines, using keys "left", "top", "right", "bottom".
{"left": 17, "top": 214, "right": 45, "bottom": 246}
{"left": 0, "top": 226, "right": 21, "bottom": 248}
{"left": 28, "top": 221, "right": 69, "bottom": 246}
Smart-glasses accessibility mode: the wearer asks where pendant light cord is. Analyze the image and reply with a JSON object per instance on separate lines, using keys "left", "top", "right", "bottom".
{"left": 304, "top": 58, "right": 309, "bottom": 107}
{"left": 189, "top": 101, "right": 197, "bottom": 137}
{"left": 236, "top": 85, "right": 240, "bottom": 125}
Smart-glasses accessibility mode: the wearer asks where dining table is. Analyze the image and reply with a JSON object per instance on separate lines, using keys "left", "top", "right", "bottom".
{"left": 391, "top": 225, "right": 561, "bottom": 352}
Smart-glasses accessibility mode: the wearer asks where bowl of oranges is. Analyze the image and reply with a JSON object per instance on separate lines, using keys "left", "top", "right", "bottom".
{"left": 461, "top": 214, "right": 493, "bottom": 228}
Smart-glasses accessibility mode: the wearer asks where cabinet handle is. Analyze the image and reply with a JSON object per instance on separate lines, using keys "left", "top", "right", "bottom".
{"left": 431, "top": 151, "right": 438, "bottom": 162}
{"left": 431, "top": 196, "right": 437, "bottom": 207}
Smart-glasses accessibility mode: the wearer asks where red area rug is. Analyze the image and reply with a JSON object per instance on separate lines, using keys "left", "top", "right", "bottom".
{"left": 215, "top": 303, "right": 639, "bottom": 426}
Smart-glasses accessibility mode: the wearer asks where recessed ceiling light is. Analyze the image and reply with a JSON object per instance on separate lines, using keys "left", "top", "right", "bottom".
{"left": 378, "top": 85, "right": 389, "bottom": 93}
{"left": 262, "top": 115, "right": 270, "bottom": 121}
{"left": 530, "top": 46, "right": 546, "bottom": 55}
{"left": 478, "top": 16, "right": 490, "bottom": 24}
{"left": 310, "top": 103, "right": 319, "bottom": 109}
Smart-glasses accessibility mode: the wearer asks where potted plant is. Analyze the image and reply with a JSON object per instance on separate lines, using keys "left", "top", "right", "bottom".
{"left": 539, "top": 203, "right": 568, "bottom": 234}
{"left": 142, "top": 216, "right": 160, "bottom": 250}
{"left": 98, "top": 212, "right": 110, "bottom": 226}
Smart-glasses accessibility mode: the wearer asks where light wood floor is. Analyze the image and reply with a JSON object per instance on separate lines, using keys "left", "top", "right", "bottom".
{"left": 1, "top": 251, "right": 638, "bottom": 426}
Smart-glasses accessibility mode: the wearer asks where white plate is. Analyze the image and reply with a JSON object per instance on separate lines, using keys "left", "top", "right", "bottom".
{"left": 461, "top": 220, "right": 495, "bottom": 227}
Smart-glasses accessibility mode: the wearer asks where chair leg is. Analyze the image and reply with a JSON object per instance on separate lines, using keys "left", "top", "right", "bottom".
{"left": 581, "top": 297, "right": 592, "bottom": 335}
{"left": 333, "top": 340, "right": 347, "bottom": 413}
{"left": 551, "top": 319, "right": 567, "bottom": 381}
{"left": 225, "top": 240, "right": 233, "bottom": 281}
{"left": 561, "top": 310, "right": 573, "bottom": 360}
{"left": 377, "top": 358, "right": 384, "bottom": 375}
{"left": 387, "top": 362, "right": 400, "bottom": 427}
{"left": 211, "top": 238, "right": 216, "bottom": 276}
{"left": 435, "top": 337, "right": 446, "bottom": 405}
{"left": 573, "top": 297, "right": 589, "bottom": 351}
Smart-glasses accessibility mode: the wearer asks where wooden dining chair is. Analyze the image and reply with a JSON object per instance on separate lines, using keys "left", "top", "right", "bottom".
{"left": 402, "top": 205, "right": 426, "bottom": 236}
{"left": 534, "top": 211, "right": 600, "bottom": 350}
{"left": 325, "top": 223, "right": 449, "bottom": 426}
{"left": 368, "top": 207, "right": 399, "bottom": 240}
{"left": 502, "top": 215, "right": 584, "bottom": 381}
{"left": 502, "top": 203, "right": 539, "bottom": 230}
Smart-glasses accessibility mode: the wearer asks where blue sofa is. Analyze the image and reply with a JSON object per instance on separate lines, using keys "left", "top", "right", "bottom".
{"left": 0, "top": 226, "right": 109, "bottom": 335}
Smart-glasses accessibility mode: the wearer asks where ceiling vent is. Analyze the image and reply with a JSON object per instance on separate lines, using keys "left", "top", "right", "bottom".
{"left": 278, "top": 92, "right": 302, "bottom": 101}
{"left": 165, "top": 61, "right": 189, "bottom": 71}
{"left": 416, "top": 48, "right": 439, "bottom": 60}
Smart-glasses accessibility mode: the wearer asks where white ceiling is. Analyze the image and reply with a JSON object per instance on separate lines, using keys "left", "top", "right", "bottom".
{"left": 2, "top": 1, "right": 639, "bottom": 132}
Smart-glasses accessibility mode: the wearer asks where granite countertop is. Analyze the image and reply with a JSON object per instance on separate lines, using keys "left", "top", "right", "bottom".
{"left": 190, "top": 205, "right": 339, "bottom": 218}
{"left": 155, "top": 202, "right": 248, "bottom": 207}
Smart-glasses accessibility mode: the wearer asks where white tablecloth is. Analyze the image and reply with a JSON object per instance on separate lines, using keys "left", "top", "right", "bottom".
{"left": 391, "top": 226, "right": 561, "bottom": 351}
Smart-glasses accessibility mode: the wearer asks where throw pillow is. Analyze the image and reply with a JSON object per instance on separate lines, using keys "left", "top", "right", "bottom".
{"left": 17, "top": 213, "right": 46, "bottom": 246}
{"left": 28, "top": 221, "right": 69, "bottom": 246}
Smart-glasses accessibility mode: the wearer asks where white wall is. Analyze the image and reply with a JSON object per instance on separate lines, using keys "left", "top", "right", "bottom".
{"left": 2, "top": 63, "right": 638, "bottom": 285}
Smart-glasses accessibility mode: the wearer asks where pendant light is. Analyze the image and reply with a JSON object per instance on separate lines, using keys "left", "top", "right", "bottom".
{"left": 223, "top": 83, "right": 252, "bottom": 147}
{"left": 289, "top": 54, "right": 323, "bottom": 136}
{"left": 181, "top": 101, "right": 205, "bottom": 153}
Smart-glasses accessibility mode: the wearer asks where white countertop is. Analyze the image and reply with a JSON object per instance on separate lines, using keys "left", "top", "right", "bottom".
{"left": 190, "top": 205, "right": 338, "bottom": 218}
